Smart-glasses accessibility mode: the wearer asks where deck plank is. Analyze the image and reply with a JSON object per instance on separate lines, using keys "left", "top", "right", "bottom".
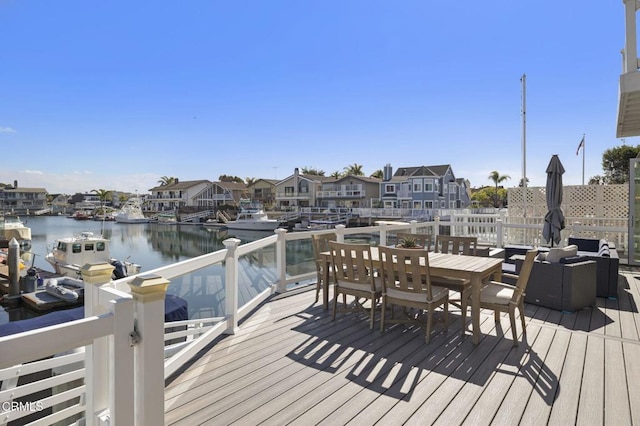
{"left": 165, "top": 271, "right": 640, "bottom": 426}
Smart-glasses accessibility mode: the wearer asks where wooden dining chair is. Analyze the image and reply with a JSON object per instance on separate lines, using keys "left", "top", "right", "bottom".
{"left": 432, "top": 235, "right": 478, "bottom": 332}
{"left": 434, "top": 235, "right": 477, "bottom": 256}
{"left": 311, "top": 232, "right": 337, "bottom": 304}
{"left": 329, "top": 241, "right": 382, "bottom": 330}
{"left": 475, "top": 249, "right": 537, "bottom": 346}
{"left": 395, "top": 232, "right": 432, "bottom": 250}
{"left": 378, "top": 246, "right": 449, "bottom": 343}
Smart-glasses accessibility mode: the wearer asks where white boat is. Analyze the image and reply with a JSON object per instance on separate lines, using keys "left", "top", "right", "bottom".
{"left": 114, "top": 197, "right": 149, "bottom": 223}
{"left": 45, "top": 231, "right": 142, "bottom": 279}
{"left": 224, "top": 208, "right": 281, "bottom": 231}
{"left": 0, "top": 214, "right": 32, "bottom": 248}
{"left": 155, "top": 212, "right": 178, "bottom": 225}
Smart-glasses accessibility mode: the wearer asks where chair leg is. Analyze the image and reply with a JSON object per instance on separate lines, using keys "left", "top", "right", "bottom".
{"left": 518, "top": 301, "right": 527, "bottom": 335}
{"left": 443, "top": 301, "right": 448, "bottom": 331}
{"left": 494, "top": 310, "right": 500, "bottom": 322}
{"left": 315, "top": 277, "right": 321, "bottom": 303}
{"left": 426, "top": 309, "right": 433, "bottom": 344}
{"left": 380, "top": 296, "right": 386, "bottom": 332}
{"left": 369, "top": 301, "right": 375, "bottom": 330}
{"left": 332, "top": 289, "right": 339, "bottom": 321}
{"left": 509, "top": 307, "right": 519, "bottom": 346}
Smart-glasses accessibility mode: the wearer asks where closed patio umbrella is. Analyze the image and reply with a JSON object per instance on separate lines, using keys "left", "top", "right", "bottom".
{"left": 542, "top": 154, "right": 566, "bottom": 246}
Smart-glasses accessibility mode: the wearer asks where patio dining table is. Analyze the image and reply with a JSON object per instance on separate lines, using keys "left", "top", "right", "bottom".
{"left": 320, "top": 247, "right": 504, "bottom": 345}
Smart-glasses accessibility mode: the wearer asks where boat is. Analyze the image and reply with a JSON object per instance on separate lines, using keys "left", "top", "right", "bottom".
{"left": 44, "top": 231, "right": 142, "bottom": 279}
{"left": 221, "top": 208, "right": 281, "bottom": 231}
{"left": 0, "top": 214, "right": 32, "bottom": 249}
{"left": 155, "top": 211, "right": 178, "bottom": 225}
{"left": 114, "top": 197, "right": 149, "bottom": 224}
{"left": 45, "top": 278, "right": 81, "bottom": 302}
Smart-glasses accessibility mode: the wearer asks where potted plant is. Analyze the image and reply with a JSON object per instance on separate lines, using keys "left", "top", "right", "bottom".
{"left": 397, "top": 236, "right": 422, "bottom": 249}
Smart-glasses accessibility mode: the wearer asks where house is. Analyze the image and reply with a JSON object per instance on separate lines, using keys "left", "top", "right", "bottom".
{"left": 379, "top": 164, "right": 471, "bottom": 209}
{"left": 0, "top": 181, "right": 48, "bottom": 214}
{"left": 246, "top": 179, "right": 278, "bottom": 208}
{"left": 316, "top": 175, "right": 381, "bottom": 208}
{"left": 274, "top": 168, "right": 329, "bottom": 208}
{"left": 148, "top": 179, "right": 211, "bottom": 211}
{"left": 192, "top": 181, "right": 248, "bottom": 208}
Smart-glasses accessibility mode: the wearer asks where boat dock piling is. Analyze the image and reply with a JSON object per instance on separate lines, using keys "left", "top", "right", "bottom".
{"left": 7, "top": 238, "right": 20, "bottom": 296}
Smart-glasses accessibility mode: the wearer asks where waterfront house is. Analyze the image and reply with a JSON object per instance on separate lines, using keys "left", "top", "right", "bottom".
{"left": 148, "top": 179, "right": 211, "bottom": 211}
{"left": 316, "top": 174, "right": 381, "bottom": 208}
{"left": 0, "top": 181, "right": 47, "bottom": 215}
{"left": 379, "top": 163, "right": 472, "bottom": 210}
{"left": 246, "top": 179, "right": 278, "bottom": 208}
{"left": 193, "top": 181, "right": 247, "bottom": 208}
{"left": 274, "top": 168, "right": 329, "bottom": 209}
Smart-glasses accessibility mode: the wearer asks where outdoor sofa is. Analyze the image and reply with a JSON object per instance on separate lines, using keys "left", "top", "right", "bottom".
{"left": 567, "top": 237, "right": 620, "bottom": 299}
{"left": 514, "top": 246, "right": 597, "bottom": 312}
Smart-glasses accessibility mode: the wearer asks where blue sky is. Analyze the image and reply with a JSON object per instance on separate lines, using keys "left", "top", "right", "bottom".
{"left": 0, "top": 1, "right": 629, "bottom": 194}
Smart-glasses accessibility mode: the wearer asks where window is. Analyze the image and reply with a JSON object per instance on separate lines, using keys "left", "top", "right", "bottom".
{"left": 449, "top": 201, "right": 456, "bottom": 208}
{"left": 424, "top": 179, "right": 433, "bottom": 192}
{"left": 72, "top": 243, "right": 82, "bottom": 254}
{"left": 425, "top": 201, "right": 433, "bottom": 209}
{"left": 385, "top": 184, "right": 395, "bottom": 193}
{"left": 413, "top": 181, "right": 422, "bottom": 192}
{"left": 285, "top": 187, "right": 294, "bottom": 195}
{"left": 97, "top": 242, "right": 106, "bottom": 251}
{"left": 85, "top": 243, "right": 94, "bottom": 251}
{"left": 413, "top": 200, "right": 422, "bottom": 209}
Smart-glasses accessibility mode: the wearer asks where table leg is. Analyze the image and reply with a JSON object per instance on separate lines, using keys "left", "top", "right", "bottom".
{"left": 471, "top": 275, "right": 481, "bottom": 345}
{"left": 323, "top": 260, "right": 330, "bottom": 310}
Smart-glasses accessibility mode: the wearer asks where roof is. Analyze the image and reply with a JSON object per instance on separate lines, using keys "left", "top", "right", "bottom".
{"left": 393, "top": 165, "right": 451, "bottom": 178}
{"left": 0, "top": 187, "right": 47, "bottom": 193}
{"left": 213, "top": 181, "right": 247, "bottom": 191}
{"left": 149, "top": 180, "right": 211, "bottom": 191}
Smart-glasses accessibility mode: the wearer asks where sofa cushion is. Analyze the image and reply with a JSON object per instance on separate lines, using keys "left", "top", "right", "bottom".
{"left": 546, "top": 245, "right": 578, "bottom": 263}
{"left": 598, "top": 239, "right": 610, "bottom": 257}
{"left": 568, "top": 237, "right": 600, "bottom": 253}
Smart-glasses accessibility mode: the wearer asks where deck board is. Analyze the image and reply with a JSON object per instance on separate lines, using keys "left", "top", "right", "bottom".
{"left": 165, "top": 269, "right": 640, "bottom": 425}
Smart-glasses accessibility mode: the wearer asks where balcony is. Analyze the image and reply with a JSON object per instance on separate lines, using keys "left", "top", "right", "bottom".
{"left": 316, "top": 189, "right": 365, "bottom": 198}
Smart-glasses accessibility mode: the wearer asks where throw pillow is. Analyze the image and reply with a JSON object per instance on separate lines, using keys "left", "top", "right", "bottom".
{"left": 546, "top": 244, "right": 578, "bottom": 263}
{"left": 536, "top": 252, "right": 548, "bottom": 262}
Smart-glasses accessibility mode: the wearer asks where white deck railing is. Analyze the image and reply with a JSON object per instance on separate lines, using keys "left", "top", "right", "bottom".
{"left": 0, "top": 213, "right": 629, "bottom": 424}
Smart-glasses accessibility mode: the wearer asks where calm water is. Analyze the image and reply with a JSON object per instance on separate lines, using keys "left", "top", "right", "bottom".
{"left": 3, "top": 216, "right": 315, "bottom": 325}
{"left": 22, "top": 215, "right": 247, "bottom": 272}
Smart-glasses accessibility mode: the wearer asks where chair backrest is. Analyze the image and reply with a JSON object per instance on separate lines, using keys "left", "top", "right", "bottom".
{"left": 378, "top": 246, "right": 434, "bottom": 299}
{"left": 435, "top": 235, "right": 477, "bottom": 256}
{"left": 312, "top": 232, "right": 337, "bottom": 264}
{"left": 512, "top": 249, "right": 538, "bottom": 301}
{"left": 395, "top": 232, "right": 432, "bottom": 250}
{"left": 329, "top": 241, "right": 376, "bottom": 290}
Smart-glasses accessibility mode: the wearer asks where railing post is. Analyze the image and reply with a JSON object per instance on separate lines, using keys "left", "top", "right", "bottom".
{"left": 81, "top": 262, "right": 115, "bottom": 425}
{"left": 223, "top": 238, "right": 241, "bottom": 333}
{"left": 274, "top": 229, "right": 288, "bottom": 293}
{"left": 335, "top": 224, "right": 346, "bottom": 243}
{"left": 109, "top": 295, "right": 135, "bottom": 425}
{"left": 410, "top": 220, "right": 418, "bottom": 234}
{"left": 128, "top": 274, "right": 170, "bottom": 426}
{"left": 496, "top": 219, "right": 504, "bottom": 248}
{"left": 379, "top": 222, "right": 388, "bottom": 246}
{"left": 433, "top": 217, "right": 440, "bottom": 238}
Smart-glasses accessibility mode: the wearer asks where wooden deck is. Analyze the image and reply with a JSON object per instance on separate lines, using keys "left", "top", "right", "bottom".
{"left": 165, "top": 269, "right": 640, "bottom": 425}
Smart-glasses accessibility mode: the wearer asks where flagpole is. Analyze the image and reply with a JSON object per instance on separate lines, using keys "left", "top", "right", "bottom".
{"left": 521, "top": 73, "right": 527, "bottom": 217}
{"left": 582, "top": 133, "right": 585, "bottom": 185}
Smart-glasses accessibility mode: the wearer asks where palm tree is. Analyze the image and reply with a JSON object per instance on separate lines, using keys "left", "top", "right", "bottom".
{"left": 91, "top": 189, "right": 113, "bottom": 204}
{"left": 330, "top": 171, "right": 342, "bottom": 178}
{"left": 300, "top": 167, "right": 325, "bottom": 176}
{"left": 344, "top": 163, "right": 364, "bottom": 176}
{"left": 488, "top": 171, "right": 510, "bottom": 207}
{"left": 245, "top": 177, "right": 257, "bottom": 186}
{"left": 158, "top": 176, "right": 176, "bottom": 186}
{"left": 370, "top": 169, "right": 383, "bottom": 179}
